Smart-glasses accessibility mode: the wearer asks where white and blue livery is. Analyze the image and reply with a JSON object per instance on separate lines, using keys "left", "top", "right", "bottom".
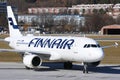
{"left": 0, "top": 6, "right": 118, "bottom": 73}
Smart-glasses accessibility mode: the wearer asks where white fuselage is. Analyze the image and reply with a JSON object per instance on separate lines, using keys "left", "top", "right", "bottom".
{"left": 9, "top": 36, "right": 104, "bottom": 63}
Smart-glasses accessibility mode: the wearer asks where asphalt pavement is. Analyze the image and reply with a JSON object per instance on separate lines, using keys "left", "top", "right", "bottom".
{"left": 0, "top": 62, "right": 119, "bottom": 80}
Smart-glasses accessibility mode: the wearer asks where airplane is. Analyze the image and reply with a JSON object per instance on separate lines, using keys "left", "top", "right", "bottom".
{"left": 0, "top": 6, "right": 118, "bottom": 73}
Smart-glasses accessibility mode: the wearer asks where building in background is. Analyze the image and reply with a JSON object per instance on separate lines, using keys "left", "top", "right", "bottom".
{"left": 69, "top": 4, "right": 113, "bottom": 14}
{"left": 0, "top": 0, "right": 7, "bottom": 13}
{"left": 28, "top": 7, "right": 67, "bottom": 14}
{"left": 18, "top": 14, "right": 85, "bottom": 25}
{"left": 28, "top": 4, "right": 120, "bottom": 17}
{"left": 100, "top": 25, "right": 120, "bottom": 35}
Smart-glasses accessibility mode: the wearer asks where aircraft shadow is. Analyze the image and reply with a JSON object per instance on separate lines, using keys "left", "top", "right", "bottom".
{"left": 0, "top": 67, "right": 24, "bottom": 70}
{"left": 35, "top": 62, "right": 81, "bottom": 72}
{"left": 40, "top": 62, "right": 120, "bottom": 74}
{"left": 0, "top": 62, "right": 119, "bottom": 74}
{"left": 89, "top": 65, "right": 120, "bottom": 74}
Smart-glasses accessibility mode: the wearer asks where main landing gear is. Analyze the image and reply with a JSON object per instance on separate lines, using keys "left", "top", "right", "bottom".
{"left": 64, "top": 62, "right": 73, "bottom": 69}
{"left": 64, "top": 62, "right": 89, "bottom": 73}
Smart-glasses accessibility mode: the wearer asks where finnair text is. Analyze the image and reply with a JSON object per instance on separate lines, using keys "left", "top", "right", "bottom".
{"left": 28, "top": 38, "right": 74, "bottom": 49}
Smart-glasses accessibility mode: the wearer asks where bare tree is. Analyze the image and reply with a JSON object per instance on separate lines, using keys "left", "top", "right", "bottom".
{"left": 102, "top": 14, "right": 115, "bottom": 25}
{"left": 116, "top": 15, "right": 120, "bottom": 24}
{"left": 0, "top": 13, "right": 7, "bottom": 27}
{"left": 84, "top": 14, "right": 116, "bottom": 33}
{"left": 31, "top": 13, "right": 54, "bottom": 33}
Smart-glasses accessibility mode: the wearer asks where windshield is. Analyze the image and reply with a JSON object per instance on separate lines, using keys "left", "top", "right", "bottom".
{"left": 84, "top": 44, "right": 100, "bottom": 48}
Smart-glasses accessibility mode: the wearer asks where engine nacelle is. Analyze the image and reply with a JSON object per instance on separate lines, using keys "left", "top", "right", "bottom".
{"left": 87, "top": 61, "right": 101, "bottom": 67}
{"left": 23, "top": 54, "right": 42, "bottom": 68}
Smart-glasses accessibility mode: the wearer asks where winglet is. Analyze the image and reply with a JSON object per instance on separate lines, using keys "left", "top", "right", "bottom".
{"left": 115, "top": 42, "right": 119, "bottom": 48}
{"left": 102, "top": 42, "right": 119, "bottom": 48}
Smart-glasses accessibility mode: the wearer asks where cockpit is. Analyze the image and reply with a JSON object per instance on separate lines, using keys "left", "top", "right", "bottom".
{"left": 84, "top": 44, "right": 100, "bottom": 48}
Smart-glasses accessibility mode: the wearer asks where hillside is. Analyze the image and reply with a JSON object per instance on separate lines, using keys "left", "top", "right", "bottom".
{"left": 7, "top": 0, "right": 79, "bottom": 12}
{"left": 7, "top": 0, "right": 120, "bottom": 13}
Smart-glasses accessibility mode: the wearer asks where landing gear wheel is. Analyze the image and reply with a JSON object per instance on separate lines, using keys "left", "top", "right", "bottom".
{"left": 64, "top": 62, "right": 73, "bottom": 69}
{"left": 83, "top": 63, "right": 88, "bottom": 73}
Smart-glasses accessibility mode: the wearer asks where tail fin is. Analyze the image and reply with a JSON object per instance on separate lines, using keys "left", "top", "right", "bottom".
{"left": 7, "top": 6, "right": 22, "bottom": 37}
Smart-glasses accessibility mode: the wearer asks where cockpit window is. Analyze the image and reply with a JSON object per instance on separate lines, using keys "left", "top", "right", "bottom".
{"left": 87, "top": 44, "right": 90, "bottom": 48}
{"left": 84, "top": 44, "right": 87, "bottom": 48}
{"left": 91, "top": 44, "right": 97, "bottom": 47}
{"left": 84, "top": 44, "right": 100, "bottom": 48}
{"left": 97, "top": 44, "right": 100, "bottom": 47}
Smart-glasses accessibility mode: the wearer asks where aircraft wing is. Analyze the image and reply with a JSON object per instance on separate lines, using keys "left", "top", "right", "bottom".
{"left": 101, "top": 42, "right": 118, "bottom": 48}
{"left": 0, "top": 39, "right": 5, "bottom": 41}
{"left": 0, "top": 48, "right": 50, "bottom": 54}
{"left": 0, "top": 48, "right": 20, "bottom": 52}
{"left": 0, "top": 48, "right": 60, "bottom": 60}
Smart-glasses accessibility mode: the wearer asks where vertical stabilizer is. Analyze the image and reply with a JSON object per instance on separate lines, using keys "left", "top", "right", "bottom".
{"left": 7, "top": 6, "right": 22, "bottom": 37}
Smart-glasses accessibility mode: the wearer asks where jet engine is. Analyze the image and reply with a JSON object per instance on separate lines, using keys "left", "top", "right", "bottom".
{"left": 23, "top": 54, "right": 42, "bottom": 68}
{"left": 87, "top": 61, "right": 101, "bottom": 67}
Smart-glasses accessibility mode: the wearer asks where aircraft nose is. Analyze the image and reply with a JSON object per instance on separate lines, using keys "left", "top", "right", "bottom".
{"left": 93, "top": 49, "right": 104, "bottom": 61}
{"left": 84, "top": 49, "right": 104, "bottom": 62}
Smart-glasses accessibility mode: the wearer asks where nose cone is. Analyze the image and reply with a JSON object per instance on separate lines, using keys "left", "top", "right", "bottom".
{"left": 92, "top": 48, "right": 104, "bottom": 61}
{"left": 85, "top": 48, "right": 104, "bottom": 62}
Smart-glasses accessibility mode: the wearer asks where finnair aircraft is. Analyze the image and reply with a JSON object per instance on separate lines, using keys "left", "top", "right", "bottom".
{"left": 0, "top": 6, "right": 118, "bottom": 73}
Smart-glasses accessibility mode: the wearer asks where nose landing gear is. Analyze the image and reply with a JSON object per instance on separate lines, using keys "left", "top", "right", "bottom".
{"left": 83, "top": 63, "right": 88, "bottom": 73}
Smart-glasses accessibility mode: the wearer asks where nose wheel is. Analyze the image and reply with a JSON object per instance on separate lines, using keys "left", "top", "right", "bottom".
{"left": 83, "top": 63, "right": 88, "bottom": 73}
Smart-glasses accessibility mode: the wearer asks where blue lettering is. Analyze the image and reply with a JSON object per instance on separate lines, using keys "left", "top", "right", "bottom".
{"left": 28, "top": 38, "right": 74, "bottom": 49}
{"left": 43, "top": 39, "right": 56, "bottom": 48}
{"left": 28, "top": 38, "right": 39, "bottom": 47}
{"left": 37, "top": 38, "right": 48, "bottom": 47}
{"left": 63, "top": 39, "right": 74, "bottom": 49}
{"left": 34, "top": 38, "right": 41, "bottom": 47}
{"left": 59, "top": 39, "right": 67, "bottom": 49}
{"left": 51, "top": 39, "right": 62, "bottom": 48}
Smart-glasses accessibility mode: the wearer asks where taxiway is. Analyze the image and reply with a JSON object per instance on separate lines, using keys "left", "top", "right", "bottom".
{"left": 0, "top": 62, "right": 119, "bottom": 80}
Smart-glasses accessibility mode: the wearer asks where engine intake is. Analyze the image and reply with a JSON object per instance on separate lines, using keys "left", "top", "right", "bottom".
{"left": 23, "top": 54, "right": 42, "bottom": 68}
